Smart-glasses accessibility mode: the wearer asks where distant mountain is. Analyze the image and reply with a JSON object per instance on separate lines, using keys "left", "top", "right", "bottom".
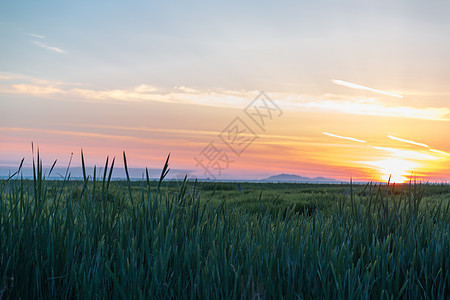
{"left": 262, "top": 173, "right": 338, "bottom": 183}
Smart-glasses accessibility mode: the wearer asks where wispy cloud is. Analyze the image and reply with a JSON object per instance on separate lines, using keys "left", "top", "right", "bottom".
{"left": 0, "top": 74, "right": 17, "bottom": 80}
{"left": 0, "top": 127, "right": 196, "bottom": 146}
{"left": 322, "top": 132, "right": 367, "bottom": 143}
{"left": 1, "top": 73, "right": 449, "bottom": 122}
{"left": 71, "top": 86, "right": 177, "bottom": 104}
{"left": 386, "top": 135, "right": 450, "bottom": 158}
{"left": 0, "top": 72, "right": 80, "bottom": 94}
{"left": 28, "top": 32, "right": 65, "bottom": 53}
{"left": 387, "top": 135, "right": 429, "bottom": 148}
{"left": 10, "top": 84, "right": 65, "bottom": 95}
{"left": 291, "top": 98, "right": 450, "bottom": 121}
{"left": 64, "top": 123, "right": 222, "bottom": 138}
{"left": 429, "top": 149, "right": 450, "bottom": 156}
{"left": 0, "top": 75, "right": 252, "bottom": 106}
{"left": 32, "top": 41, "right": 66, "bottom": 53}
{"left": 29, "top": 33, "right": 45, "bottom": 39}
{"left": 332, "top": 79, "right": 403, "bottom": 98}
{"left": 372, "top": 146, "right": 438, "bottom": 161}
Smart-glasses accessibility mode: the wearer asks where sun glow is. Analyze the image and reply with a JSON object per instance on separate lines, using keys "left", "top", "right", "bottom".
{"left": 363, "top": 145, "right": 446, "bottom": 183}
{"left": 320, "top": 129, "right": 448, "bottom": 182}
{"left": 365, "top": 158, "right": 417, "bottom": 183}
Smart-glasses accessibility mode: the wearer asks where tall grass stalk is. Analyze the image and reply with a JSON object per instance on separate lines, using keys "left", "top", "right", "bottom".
{"left": 0, "top": 154, "right": 448, "bottom": 299}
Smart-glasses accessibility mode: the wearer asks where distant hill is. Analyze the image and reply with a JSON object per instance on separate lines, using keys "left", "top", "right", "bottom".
{"left": 263, "top": 173, "right": 338, "bottom": 183}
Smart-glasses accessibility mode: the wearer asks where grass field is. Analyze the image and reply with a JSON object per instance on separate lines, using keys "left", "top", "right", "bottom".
{"left": 0, "top": 154, "right": 449, "bottom": 299}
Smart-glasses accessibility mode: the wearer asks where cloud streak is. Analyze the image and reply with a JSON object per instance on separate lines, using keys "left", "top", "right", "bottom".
{"left": 33, "top": 41, "right": 66, "bottom": 54}
{"left": 387, "top": 135, "right": 450, "bottom": 158}
{"left": 388, "top": 135, "right": 429, "bottom": 148}
{"left": 64, "top": 123, "right": 223, "bottom": 138}
{"left": 323, "top": 132, "right": 367, "bottom": 143}
{"left": 29, "top": 33, "right": 45, "bottom": 39}
{"left": 0, "top": 127, "right": 201, "bottom": 147}
{"left": 332, "top": 79, "right": 403, "bottom": 98}
{"left": 372, "top": 146, "right": 438, "bottom": 160}
{"left": 292, "top": 99, "right": 450, "bottom": 122}
{"left": 429, "top": 149, "right": 450, "bottom": 156}
{"left": 1, "top": 73, "right": 449, "bottom": 122}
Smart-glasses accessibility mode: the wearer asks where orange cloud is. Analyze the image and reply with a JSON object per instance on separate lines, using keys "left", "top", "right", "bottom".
{"left": 2, "top": 73, "right": 449, "bottom": 122}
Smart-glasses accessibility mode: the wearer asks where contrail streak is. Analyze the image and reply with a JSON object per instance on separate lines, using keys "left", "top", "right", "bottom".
{"left": 323, "top": 132, "right": 366, "bottom": 143}
{"left": 33, "top": 41, "right": 66, "bottom": 53}
{"left": 29, "top": 33, "right": 45, "bottom": 39}
{"left": 429, "top": 149, "right": 450, "bottom": 156}
{"left": 388, "top": 135, "right": 429, "bottom": 148}
{"left": 332, "top": 79, "right": 403, "bottom": 98}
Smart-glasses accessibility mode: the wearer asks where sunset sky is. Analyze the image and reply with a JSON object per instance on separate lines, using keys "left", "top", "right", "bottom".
{"left": 1, "top": 1, "right": 449, "bottom": 182}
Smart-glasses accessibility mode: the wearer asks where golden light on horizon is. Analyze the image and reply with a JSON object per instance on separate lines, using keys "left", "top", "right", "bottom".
{"left": 318, "top": 131, "right": 448, "bottom": 183}
{"left": 360, "top": 145, "right": 447, "bottom": 183}
{"left": 365, "top": 158, "right": 417, "bottom": 183}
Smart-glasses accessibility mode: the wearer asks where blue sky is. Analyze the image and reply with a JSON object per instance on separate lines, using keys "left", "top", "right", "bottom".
{"left": 2, "top": 0, "right": 450, "bottom": 93}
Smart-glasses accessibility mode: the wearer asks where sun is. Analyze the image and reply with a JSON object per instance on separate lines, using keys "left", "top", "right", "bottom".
{"left": 381, "top": 173, "right": 408, "bottom": 184}
{"left": 365, "top": 158, "right": 417, "bottom": 183}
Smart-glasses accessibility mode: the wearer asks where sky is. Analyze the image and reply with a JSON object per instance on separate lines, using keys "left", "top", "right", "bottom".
{"left": 1, "top": 0, "right": 449, "bottom": 182}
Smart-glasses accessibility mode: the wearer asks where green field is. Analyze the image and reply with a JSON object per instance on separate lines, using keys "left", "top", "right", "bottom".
{"left": 1, "top": 155, "right": 449, "bottom": 299}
